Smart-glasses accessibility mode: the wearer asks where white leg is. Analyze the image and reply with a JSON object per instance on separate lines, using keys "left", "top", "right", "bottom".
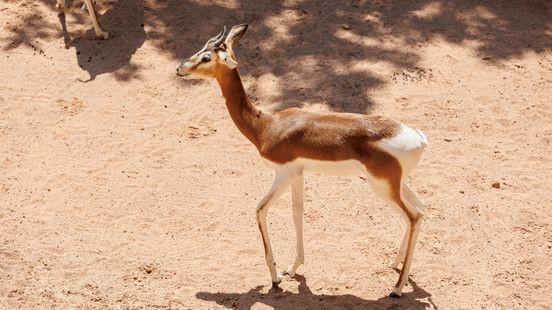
{"left": 390, "top": 215, "right": 422, "bottom": 297}
{"left": 390, "top": 182, "right": 425, "bottom": 297}
{"left": 401, "top": 183, "right": 426, "bottom": 214}
{"left": 84, "top": 0, "right": 109, "bottom": 39}
{"left": 368, "top": 178, "right": 407, "bottom": 268}
{"left": 284, "top": 174, "right": 304, "bottom": 277}
{"left": 390, "top": 220, "right": 409, "bottom": 268}
{"left": 369, "top": 178, "right": 424, "bottom": 297}
{"left": 256, "top": 170, "right": 295, "bottom": 287}
{"left": 391, "top": 183, "right": 425, "bottom": 268}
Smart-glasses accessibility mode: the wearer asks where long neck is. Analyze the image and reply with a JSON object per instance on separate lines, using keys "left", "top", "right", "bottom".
{"left": 215, "top": 68, "right": 266, "bottom": 149}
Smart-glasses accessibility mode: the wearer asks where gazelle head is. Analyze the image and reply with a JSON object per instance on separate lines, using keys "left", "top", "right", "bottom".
{"left": 177, "top": 24, "right": 248, "bottom": 78}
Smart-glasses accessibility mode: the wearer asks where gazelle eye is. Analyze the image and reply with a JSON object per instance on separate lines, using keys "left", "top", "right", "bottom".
{"left": 201, "top": 55, "right": 211, "bottom": 63}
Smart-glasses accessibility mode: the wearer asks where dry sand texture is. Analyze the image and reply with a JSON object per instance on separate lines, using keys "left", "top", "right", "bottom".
{"left": 1, "top": 0, "right": 551, "bottom": 309}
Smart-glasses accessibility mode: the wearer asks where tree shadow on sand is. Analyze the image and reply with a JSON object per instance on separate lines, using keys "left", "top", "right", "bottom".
{"left": 3, "top": 0, "right": 550, "bottom": 109}
{"left": 148, "top": 0, "right": 552, "bottom": 112}
{"left": 196, "top": 274, "right": 438, "bottom": 310}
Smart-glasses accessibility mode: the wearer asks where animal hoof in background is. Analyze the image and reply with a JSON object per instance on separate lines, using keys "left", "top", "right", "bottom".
{"left": 271, "top": 281, "right": 281, "bottom": 289}
{"left": 95, "top": 30, "right": 109, "bottom": 39}
{"left": 56, "top": 3, "right": 64, "bottom": 11}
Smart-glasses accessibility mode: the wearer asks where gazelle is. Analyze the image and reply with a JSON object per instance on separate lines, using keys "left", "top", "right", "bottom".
{"left": 177, "top": 24, "right": 428, "bottom": 298}
{"left": 56, "top": 0, "right": 109, "bottom": 39}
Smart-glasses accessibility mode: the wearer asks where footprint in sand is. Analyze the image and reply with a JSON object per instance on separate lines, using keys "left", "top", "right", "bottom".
{"left": 53, "top": 97, "right": 86, "bottom": 116}
{"left": 392, "top": 67, "right": 434, "bottom": 84}
{"left": 186, "top": 116, "right": 217, "bottom": 140}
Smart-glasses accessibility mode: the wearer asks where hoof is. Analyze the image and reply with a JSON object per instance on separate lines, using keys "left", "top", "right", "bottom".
{"left": 272, "top": 281, "right": 281, "bottom": 289}
{"left": 96, "top": 31, "right": 109, "bottom": 39}
{"left": 389, "top": 291, "right": 402, "bottom": 298}
{"left": 282, "top": 269, "right": 295, "bottom": 277}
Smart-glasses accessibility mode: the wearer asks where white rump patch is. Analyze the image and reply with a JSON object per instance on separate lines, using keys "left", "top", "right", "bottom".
{"left": 375, "top": 125, "right": 427, "bottom": 177}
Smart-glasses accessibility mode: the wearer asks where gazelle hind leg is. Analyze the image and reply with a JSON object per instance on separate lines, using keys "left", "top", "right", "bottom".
{"left": 367, "top": 178, "right": 407, "bottom": 269}
{"left": 369, "top": 178, "right": 423, "bottom": 297}
{"left": 389, "top": 182, "right": 424, "bottom": 297}
{"left": 84, "top": 0, "right": 109, "bottom": 39}
{"left": 256, "top": 170, "right": 295, "bottom": 287}
{"left": 390, "top": 215, "right": 422, "bottom": 298}
{"left": 284, "top": 174, "right": 304, "bottom": 277}
{"left": 390, "top": 222, "right": 409, "bottom": 269}
{"left": 401, "top": 183, "right": 426, "bottom": 214}
{"left": 391, "top": 183, "right": 425, "bottom": 268}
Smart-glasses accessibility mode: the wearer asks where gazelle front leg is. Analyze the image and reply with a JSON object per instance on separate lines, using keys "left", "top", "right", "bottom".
{"left": 84, "top": 0, "right": 109, "bottom": 39}
{"left": 256, "top": 170, "right": 295, "bottom": 288}
{"left": 284, "top": 173, "right": 304, "bottom": 277}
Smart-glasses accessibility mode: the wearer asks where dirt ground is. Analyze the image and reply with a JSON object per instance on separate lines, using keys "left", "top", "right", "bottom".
{"left": 1, "top": 0, "right": 551, "bottom": 309}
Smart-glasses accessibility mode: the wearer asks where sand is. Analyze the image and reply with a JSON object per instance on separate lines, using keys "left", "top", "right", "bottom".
{"left": 1, "top": 0, "right": 551, "bottom": 309}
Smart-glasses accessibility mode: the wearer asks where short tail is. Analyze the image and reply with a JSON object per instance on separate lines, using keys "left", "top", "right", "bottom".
{"left": 415, "top": 129, "right": 428, "bottom": 148}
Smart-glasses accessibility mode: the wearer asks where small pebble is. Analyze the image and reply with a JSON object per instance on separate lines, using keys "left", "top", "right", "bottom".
{"left": 144, "top": 266, "right": 154, "bottom": 274}
{"left": 492, "top": 182, "right": 500, "bottom": 189}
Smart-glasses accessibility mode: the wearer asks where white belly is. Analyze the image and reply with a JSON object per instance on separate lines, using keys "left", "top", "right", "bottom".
{"left": 263, "top": 158, "right": 367, "bottom": 176}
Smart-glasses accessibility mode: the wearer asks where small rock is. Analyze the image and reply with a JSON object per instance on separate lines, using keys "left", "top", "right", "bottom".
{"left": 143, "top": 265, "right": 154, "bottom": 274}
{"left": 492, "top": 182, "right": 500, "bottom": 189}
{"left": 444, "top": 138, "right": 453, "bottom": 142}
{"left": 459, "top": 190, "right": 464, "bottom": 194}
{"left": 342, "top": 24, "right": 351, "bottom": 30}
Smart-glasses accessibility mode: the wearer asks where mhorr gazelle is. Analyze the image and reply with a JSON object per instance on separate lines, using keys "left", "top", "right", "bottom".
{"left": 177, "top": 24, "right": 428, "bottom": 298}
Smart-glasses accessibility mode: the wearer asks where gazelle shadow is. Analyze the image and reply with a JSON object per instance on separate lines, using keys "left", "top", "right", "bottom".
{"left": 196, "top": 274, "right": 437, "bottom": 309}
{"left": 56, "top": 0, "right": 146, "bottom": 82}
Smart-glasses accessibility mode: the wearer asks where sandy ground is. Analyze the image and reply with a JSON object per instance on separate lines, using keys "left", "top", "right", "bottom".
{"left": 1, "top": 0, "right": 551, "bottom": 309}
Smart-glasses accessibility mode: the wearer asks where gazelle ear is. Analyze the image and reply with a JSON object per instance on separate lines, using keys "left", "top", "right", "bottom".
{"left": 224, "top": 24, "right": 248, "bottom": 50}
{"left": 217, "top": 50, "right": 238, "bottom": 69}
